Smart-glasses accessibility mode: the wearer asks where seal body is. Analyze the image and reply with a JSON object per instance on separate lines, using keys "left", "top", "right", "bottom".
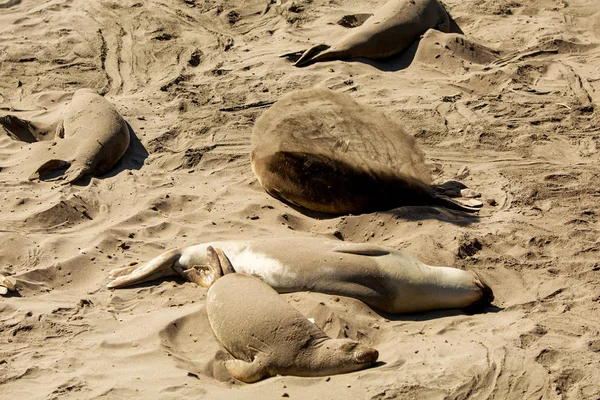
{"left": 251, "top": 88, "right": 477, "bottom": 215}
{"left": 293, "top": 0, "right": 450, "bottom": 67}
{"left": 206, "top": 273, "right": 379, "bottom": 382}
{"left": 107, "top": 237, "right": 494, "bottom": 314}
{"left": 29, "top": 89, "right": 130, "bottom": 184}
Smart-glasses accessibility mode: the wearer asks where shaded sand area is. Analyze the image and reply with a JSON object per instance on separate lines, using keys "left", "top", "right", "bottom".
{"left": 1, "top": 0, "right": 599, "bottom": 398}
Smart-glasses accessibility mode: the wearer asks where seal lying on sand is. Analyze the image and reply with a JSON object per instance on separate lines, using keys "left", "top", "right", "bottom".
{"left": 207, "top": 273, "right": 379, "bottom": 382}
{"left": 284, "top": 0, "right": 450, "bottom": 67}
{"left": 27, "top": 89, "right": 130, "bottom": 184}
{"left": 106, "top": 237, "right": 494, "bottom": 314}
{"left": 251, "top": 88, "right": 478, "bottom": 215}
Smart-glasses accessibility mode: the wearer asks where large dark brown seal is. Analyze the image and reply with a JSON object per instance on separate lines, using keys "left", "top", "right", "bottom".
{"left": 206, "top": 273, "right": 379, "bottom": 383}
{"left": 250, "top": 87, "right": 478, "bottom": 215}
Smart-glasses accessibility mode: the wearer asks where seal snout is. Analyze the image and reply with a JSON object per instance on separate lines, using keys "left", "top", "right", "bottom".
{"left": 355, "top": 348, "right": 379, "bottom": 364}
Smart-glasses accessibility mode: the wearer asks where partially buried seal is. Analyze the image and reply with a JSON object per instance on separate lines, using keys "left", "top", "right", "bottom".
{"left": 27, "top": 89, "right": 130, "bottom": 184}
{"left": 106, "top": 237, "right": 494, "bottom": 314}
{"left": 251, "top": 87, "right": 479, "bottom": 215}
{"left": 206, "top": 273, "right": 379, "bottom": 383}
{"left": 283, "top": 0, "right": 451, "bottom": 67}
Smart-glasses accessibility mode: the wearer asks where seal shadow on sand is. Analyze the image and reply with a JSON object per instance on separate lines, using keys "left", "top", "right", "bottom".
{"left": 377, "top": 304, "right": 503, "bottom": 323}
{"left": 270, "top": 196, "right": 481, "bottom": 226}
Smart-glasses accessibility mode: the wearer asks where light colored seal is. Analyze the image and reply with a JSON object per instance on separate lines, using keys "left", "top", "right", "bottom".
{"left": 286, "top": 0, "right": 450, "bottom": 67}
{"left": 206, "top": 273, "right": 379, "bottom": 382}
{"left": 251, "top": 87, "right": 479, "bottom": 215}
{"left": 28, "top": 89, "right": 130, "bottom": 184}
{"left": 106, "top": 237, "right": 494, "bottom": 314}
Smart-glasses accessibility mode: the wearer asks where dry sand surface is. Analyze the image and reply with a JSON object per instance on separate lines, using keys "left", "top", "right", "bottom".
{"left": 1, "top": 0, "right": 600, "bottom": 398}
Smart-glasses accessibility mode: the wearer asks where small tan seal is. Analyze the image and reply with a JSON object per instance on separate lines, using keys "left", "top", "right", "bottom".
{"left": 207, "top": 273, "right": 379, "bottom": 382}
{"left": 284, "top": 0, "right": 451, "bottom": 67}
{"left": 27, "top": 89, "right": 130, "bottom": 184}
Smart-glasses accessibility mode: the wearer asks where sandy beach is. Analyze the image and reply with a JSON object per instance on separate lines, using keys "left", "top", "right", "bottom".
{"left": 1, "top": 0, "right": 599, "bottom": 398}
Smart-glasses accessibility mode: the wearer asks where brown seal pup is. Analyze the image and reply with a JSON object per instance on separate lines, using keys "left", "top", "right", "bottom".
{"left": 286, "top": 0, "right": 450, "bottom": 67}
{"left": 27, "top": 89, "right": 130, "bottom": 184}
{"left": 106, "top": 237, "right": 494, "bottom": 314}
{"left": 250, "top": 88, "right": 478, "bottom": 215}
{"left": 206, "top": 273, "right": 379, "bottom": 382}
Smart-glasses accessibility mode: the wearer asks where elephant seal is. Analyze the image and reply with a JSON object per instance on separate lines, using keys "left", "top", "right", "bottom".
{"left": 251, "top": 88, "right": 479, "bottom": 215}
{"left": 28, "top": 89, "right": 130, "bottom": 184}
{"left": 106, "top": 237, "right": 494, "bottom": 314}
{"left": 206, "top": 273, "right": 379, "bottom": 382}
{"left": 285, "top": 0, "right": 450, "bottom": 67}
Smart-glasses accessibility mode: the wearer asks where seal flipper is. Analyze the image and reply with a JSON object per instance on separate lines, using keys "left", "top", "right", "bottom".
{"left": 213, "top": 247, "right": 235, "bottom": 275}
{"left": 433, "top": 194, "right": 481, "bottom": 213}
{"left": 28, "top": 159, "right": 71, "bottom": 181}
{"left": 106, "top": 248, "right": 182, "bottom": 288}
{"left": 225, "top": 357, "right": 269, "bottom": 383}
{"left": 331, "top": 243, "right": 390, "bottom": 257}
{"left": 61, "top": 164, "right": 90, "bottom": 185}
{"left": 293, "top": 44, "right": 331, "bottom": 67}
{"left": 181, "top": 246, "right": 234, "bottom": 287}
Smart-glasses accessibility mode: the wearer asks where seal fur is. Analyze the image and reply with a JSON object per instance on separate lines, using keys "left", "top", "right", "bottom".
{"left": 28, "top": 89, "right": 130, "bottom": 184}
{"left": 251, "top": 88, "right": 479, "bottom": 215}
{"left": 206, "top": 273, "right": 379, "bottom": 382}
{"left": 106, "top": 237, "right": 494, "bottom": 314}
{"left": 287, "top": 0, "right": 450, "bottom": 67}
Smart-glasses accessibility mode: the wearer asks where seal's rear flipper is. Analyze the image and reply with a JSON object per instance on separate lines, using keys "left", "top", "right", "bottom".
{"left": 292, "top": 44, "right": 331, "bottom": 67}
{"left": 463, "top": 272, "right": 494, "bottom": 313}
{"left": 0, "top": 115, "right": 39, "bottom": 143}
{"left": 28, "top": 159, "right": 71, "bottom": 181}
{"left": 435, "top": 195, "right": 481, "bottom": 213}
{"left": 107, "top": 248, "right": 182, "bottom": 288}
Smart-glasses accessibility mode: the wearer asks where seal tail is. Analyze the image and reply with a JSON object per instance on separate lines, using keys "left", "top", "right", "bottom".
{"left": 106, "top": 248, "right": 182, "bottom": 288}
{"left": 28, "top": 159, "right": 71, "bottom": 181}
{"left": 292, "top": 44, "right": 332, "bottom": 67}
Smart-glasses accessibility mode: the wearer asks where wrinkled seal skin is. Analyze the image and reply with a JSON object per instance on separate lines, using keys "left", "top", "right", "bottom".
{"left": 206, "top": 273, "right": 379, "bottom": 383}
{"left": 29, "top": 89, "right": 130, "bottom": 184}
{"left": 293, "top": 0, "right": 450, "bottom": 67}
{"left": 106, "top": 238, "right": 494, "bottom": 314}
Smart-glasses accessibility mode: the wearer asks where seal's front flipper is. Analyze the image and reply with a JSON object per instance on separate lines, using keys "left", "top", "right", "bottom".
{"left": 28, "top": 159, "right": 71, "bottom": 181}
{"left": 61, "top": 165, "right": 89, "bottom": 185}
{"left": 213, "top": 247, "right": 235, "bottom": 275}
{"left": 225, "top": 357, "right": 269, "bottom": 383}
{"left": 279, "top": 49, "right": 307, "bottom": 63}
{"left": 106, "top": 248, "right": 182, "bottom": 288}
{"left": 331, "top": 243, "right": 390, "bottom": 256}
{"left": 183, "top": 246, "right": 234, "bottom": 287}
{"left": 293, "top": 44, "right": 331, "bottom": 67}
